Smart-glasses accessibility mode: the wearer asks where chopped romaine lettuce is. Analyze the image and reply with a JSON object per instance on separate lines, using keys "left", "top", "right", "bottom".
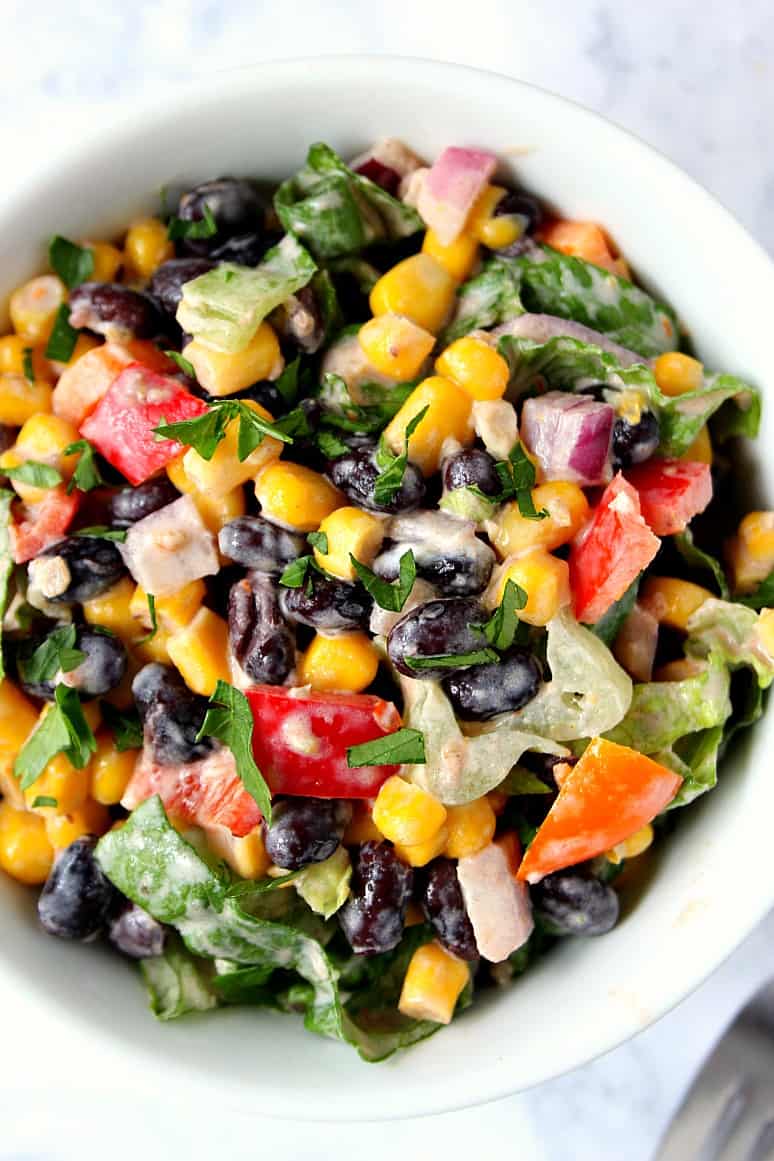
{"left": 140, "top": 935, "right": 218, "bottom": 1020}
{"left": 655, "top": 725, "right": 725, "bottom": 808}
{"left": 294, "top": 846, "right": 352, "bottom": 919}
{"left": 515, "top": 245, "right": 678, "bottom": 357}
{"left": 511, "top": 608, "right": 633, "bottom": 741}
{"left": 274, "top": 143, "right": 421, "bottom": 260}
{"left": 686, "top": 598, "right": 774, "bottom": 688}
{"left": 439, "top": 485, "right": 498, "bottom": 523}
{"left": 176, "top": 235, "right": 317, "bottom": 352}
{"left": 497, "top": 334, "right": 760, "bottom": 456}
{"left": 673, "top": 530, "right": 730, "bottom": 599}
{"left": 605, "top": 655, "right": 731, "bottom": 753}
{"left": 440, "top": 257, "right": 524, "bottom": 345}
{"left": 96, "top": 797, "right": 438, "bottom": 1060}
{"left": 399, "top": 677, "right": 567, "bottom": 804}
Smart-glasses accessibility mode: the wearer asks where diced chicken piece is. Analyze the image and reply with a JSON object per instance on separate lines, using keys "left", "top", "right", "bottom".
{"left": 400, "top": 167, "right": 429, "bottom": 206}
{"left": 457, "top": 839, "right": 534, "bottom": 962}
{"left": 121, "top": 494, "right": 218, "bottom": 597}
{"left": 613, "top": 602, "right": 659, "bottom": 682}
{"left": 472, "top": 399, "right": 519, "bottom": 462}
{"left": 320, "top": 333, "right": 397, "bottom": 403}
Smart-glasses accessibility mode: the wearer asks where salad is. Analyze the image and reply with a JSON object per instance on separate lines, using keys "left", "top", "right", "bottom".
{"left": 0, "top": 137, "right": 771, "bottom": 1061}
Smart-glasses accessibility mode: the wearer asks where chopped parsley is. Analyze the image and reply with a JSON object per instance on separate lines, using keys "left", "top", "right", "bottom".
{"left": 347, "top": 727, "right": 426, "bottom": 768}
{"left": 44, "top": 304, "right": 80, "bottom": 363}
{"left": 155, "top": 400, "right": 293, "bottom": 462}
{"left": 372, "top": 406, "right": 428, "bottom": 507}
{"left": 196, "top": 680, "right": 272, "bottom": 823}
{"left": 2, "top": 461, "right": 62, "bottom": 489}
{"left": 64, "top": 439, "right": 105, "bottom": 494}
{"left": 350, "top": 550, "right": 416, "bottom": 612}
{"left": 167, "top": 203, "right": 217, "bottom": 242}
{"left": 18, "top": 625, "right": 85, "bottom": 685}
{"left": 14, "top": 684, "right": 97, "bottom": 790}
{"left": 48, "top": 235, "right": 95, "bottom": 289}
{"left": 100, "top": 701, "right": 143, "bottom": 751}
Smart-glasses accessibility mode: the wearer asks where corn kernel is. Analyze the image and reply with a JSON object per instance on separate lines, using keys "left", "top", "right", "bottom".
{"left": 0, "top": 802, "right": 54, "bottom": 885}
{"left": 383, "top": 376, "right": 473, "bottom": 477}
{"left": 130, "top": 579, "right": 205, "bottom": 634}
{"left": 134, "top": 627, "right": 174, "bottom": 666}
{"left": 680, "top": 424, "right": 712, "bottom": 465}
{"left": 370, "top": 254, "right": 457, "bottom": 334}
{"left": 399, "top": 940, "right": 470, "bottom": 1025}
{"left": 393, "top": 824, "right": 449, "bottom": 867}
{"left": 0, "top": 335, "right": 51, "bottom": 380}
{"left": 85, "top": 241, "right": 124, "bottom": 283}
{"left": 435, "top": 336, "right": 509, "bottom": 402}
{"left": 0, "top": 374, "right": 53, "bottom": 426}
{"left": 654, "top": 352, "right": 704, "bottom": 397}
{"left": 24, "top": 751, "right": 89, "bottom": 816}
{"left": 9, "top": 275, "right": 66, "bottom": 344}
{"left": 313, "top": 506, "right": 384, "bottom": 581}
{"left": 167, "top": 607, "right": 231, "bottom": 696}
{"left": 489, "top": 550, "right": 571, "bottom": 626}
{"left": 757, "top": 609, "right": 774, "bottom": 655}
{"left": 357, "top": 314, "right": 435, "bottom": 380}
{"left": 489, "top": 482, "right": 589, "bottom": 558}
{"left": 606, "top": 823, "right": 654, "bottom": 865}
{"left": 205, "top": 824, "right": 271, "bottom": 879}
{"left": 45, "top": 798, "right": 111, "bottom": 849}
{"left": 184, "top": 324, "right": 283, "bottom": 398}
{"left": 0, "top": 679, "right": 39, "bottom": 810}
{"left": 422, "top": 228, "right": 480, "bottom": 281}
{"left": 82, "top": 576, "right": 137, "bottom": 642}
{"left": 298, "top": 632, "right": 380, "bottom": 694}
{"left": 373, "top": 775, "right": 447, "bottom": 847}
{"left": 91, "top": 732, "right": 137, "bottom": 805}
{"left": 343, "top": 804, "right": 384, "bottom": 846}
{"left": 254, "top": 461, "right": 344, "bottom": 532}
{"left": 183, "top": 400, "right": 282, "bottom": 497}
{"left": 467, "top": 185, "right": 523, "bottom": 251}
{"left": 8, "top": 413, "right": 80, "bottom": 503}
{"left": 639, "top": 576, "right": 713, "bottom": 631}
{"left": 443, "top": 798, "right": 497, "bottom": 859}
{"left": 123, "top": 217, "right": 174, "bottom": 280}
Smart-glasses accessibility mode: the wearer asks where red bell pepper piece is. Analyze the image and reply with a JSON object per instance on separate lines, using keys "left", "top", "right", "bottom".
{"left": 626, "top": 458, "right": 712, "bottom": 537}
{"left": 10, "top": 489, "right": 80, "bottom": 563}
{"left": 80, "top": 362, "right": 207, "bottom": 486}
{"left": 569, "top": 474, "right": 660, "bottom": 624}
{"left": 246, "top": 685, "right": 402, "bottom": 798}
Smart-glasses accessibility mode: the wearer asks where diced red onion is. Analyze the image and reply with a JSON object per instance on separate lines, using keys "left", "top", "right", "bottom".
{"left": 417, "top": 146, "right": 497, "bottom": 245}
{"left": 521, "top": 390, "right": 614, "bottom": 486}
{"left": 495, "top": 313, "right": 651, "bottom": 368}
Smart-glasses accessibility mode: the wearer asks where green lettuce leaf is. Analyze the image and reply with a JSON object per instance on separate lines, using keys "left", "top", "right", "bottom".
{"left": 605, "top": 655, "right": 731, "bottom": 753}
{"left": 399, "top": 677, "right": 567, "bottom": 804}
{"left": 497, "top": 334, "right": 760, "bottom": 456}
{"left": 140, "top": 935, "right": 219, "bottom": 1020}
{"left": 655, "top": 725, "right": 725, "bottom": 808}
{"left": 177, "top": 235, "right": 317, "bottom": 352}
{"left": 294, "top": 846, "right": 352, "bottom": 919}
{"left": 673, "top": 530, "right": 730, "bottom": 599}
{"left": 511, "top": 608, "right": 633, "bottom": 741}
{"left": 96, "top": 797, "right": 436, "bottom": 1060}
{"left": 686, "top": 598, "right": 774, "bottom": 688}
{"left": 440, "top": 257, "right": 524, "bottom": 345}
{"left": 274, "top": 143, "right": 421, "bottom": 260}
{"left": 515, "top": 245, "right": 678, "bottom": 357}
{"left": 439, "top": 485, "right": 498, "bottom": 523}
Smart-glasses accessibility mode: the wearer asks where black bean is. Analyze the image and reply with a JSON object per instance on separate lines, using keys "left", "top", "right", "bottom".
{"left": 338, "top": 841, "right": 413, "bottom": 955}
{"left": 531, "top": 871, "right": 620, "bottom": 936}
{"left": 108, "top": 477, "right": 180, "bottom": 529}
{"left": 443, "top": 647, "right": 542, "bottom": 721}
{"left": 408, "top": 550, "right": 493, "bottom": 597}
{"left": 33, "top": 537, "right": 126, "bottom": 604}
{"left": 176, "top": 177, "right": 265, "bottom": 255}
{"left": 19, "top": 626, "right": 127, "bottom": 701}
{"left": 218, "top": 516, "right": 305, "bottom": 572}
{"left": 442, "top": 448, "right": 501, "bottom": 497}
{"left": 108, "top": 902, "right": 166, "bottom": 958}
{"left": 149, "top": 257, "right": 215, "bottom": 316}
{"left": 68, "top": 282, "right": 163, "bottom": 341}
{"left": 279, "top": 574, "right": 371, "bottom": 632}
{"left": 132, "top": 663, "right": 215, "bottom": 765}
{"left": 38, "top": 837, "right": 119, "bottom": 940}
{"left": 417, "top": 858, "right": 478, "bottom": 960}
{"left": 229, "top": 574, "right": 295, "bottom": 685}
{"left": 388, "top": 597, "right": 488, "bottom": 679}
{"left": 329, "top": 446, "right": 425, "bottom": 513}
{"left": 494, "top": 190, "right": 542, "bottom": 234}
{"left": 263, "top": 797, "right": 351, "bottom": 871}
{"left": 612, "top": 411, "right": 660, "bottom": 471}
{"left": 210, "top": 232, "right": 265, "bottom": 266}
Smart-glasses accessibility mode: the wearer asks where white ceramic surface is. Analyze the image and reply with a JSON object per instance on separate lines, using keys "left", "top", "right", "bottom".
{"left": 1, "top": 56, "right": 773, "bottom": 1123}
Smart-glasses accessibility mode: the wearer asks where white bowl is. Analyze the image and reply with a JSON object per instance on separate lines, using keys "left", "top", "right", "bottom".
{"left": 1, "top": 56, "right": 773, "bottom": 1121}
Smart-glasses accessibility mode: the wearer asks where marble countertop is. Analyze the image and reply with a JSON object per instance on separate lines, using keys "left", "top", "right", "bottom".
{"left": 2, "top": 4, "right": 774, "bottom": 1159}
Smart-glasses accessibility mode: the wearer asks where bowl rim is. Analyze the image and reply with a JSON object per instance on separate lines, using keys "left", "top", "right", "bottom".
{"left": 2, "top": 53, "right": 774, "bottom": 1120}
